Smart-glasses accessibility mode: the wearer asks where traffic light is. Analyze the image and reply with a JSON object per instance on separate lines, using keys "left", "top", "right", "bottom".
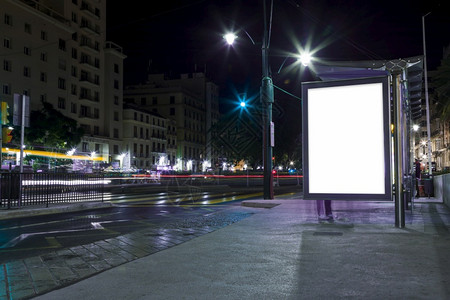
{"left": 2, "top": 127, "right": 13, "bottom": 143}
{"left": 1, "top": 101, "right": 9, "bottom": 125}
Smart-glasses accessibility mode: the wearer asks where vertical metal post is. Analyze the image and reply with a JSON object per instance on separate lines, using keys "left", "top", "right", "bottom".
{"left": 393, "top": 73, "right": 405, "bottom": 228}
{"left": 262, "top": 0, "right": 274, "bottom": 199}
{"left": 422, "top": 13, "right": 433, "bottom": 175}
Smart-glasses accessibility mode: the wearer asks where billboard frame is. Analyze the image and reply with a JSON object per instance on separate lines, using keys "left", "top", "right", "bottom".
{"left": 302, "top": 76, "right": 391, "bottom": 201}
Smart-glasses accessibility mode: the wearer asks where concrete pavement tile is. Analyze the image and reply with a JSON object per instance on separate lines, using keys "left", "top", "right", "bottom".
{"left": 5, "top": 261, "right": 27, "bottom": 275}
{"left": 23, "top": 256, "right": 45, "bottom": 268}
{"left": 9, "top": 286, "right": 35, "bottom": 300}
{"left": 32, "top": 279, "right": 58, "bottom": 295}
{"left": 26, "top": 265, "right": 54, "bottom": 282}
{"left": 103, "top": 239, "right": 150, "bottom": 258}
{"left": 48, "top": 266, "right": 78, "bottom": 285}
{"left": 94, "top": 240, "right": 137, "bottom": 259}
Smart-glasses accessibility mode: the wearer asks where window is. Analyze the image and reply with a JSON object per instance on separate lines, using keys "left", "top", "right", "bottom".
{"left": 58, "top": 97, "right": 66, "bottom": 109}
{"left": 40, "top": 52, "right": 47, "bottom": 62}
{"left": 40, "top": 72, "right": 47, "bottom": 82}
{"left": 114, "top": 63, "right": 119, "bottom": 73}
{"left": 152, "top": 97, "right": 157, "bottom": 105}
{"left": 133, "top": 126, "right": 137, "bottom": 138}
{"left": 71, "top": 102, "right": 77, "bottom": 113}
{"left": 114, "top": 96, "right": 119, "bottom": 105}
{"left": 72, "top": 48, "right": 77, "bottom": 59}
{"left": 113, "top": 145, "right": 119, "bottom": 154}
{"left": 114, "top": 80, "right": 119, "bottom": 89}
{"left": 24, "top": 23, "right": 31, "bottom": 34}
{"left": 72, "top": 12, "right": 77, "bottom": 23}
{"left": 170, "top": 96, "right": 175, "bottom": 104}
{"left": 141, "top": 97, "right": 146, "bottom": 105}
{"left": 3, "top": 38, "right": 11, "bottom": 49}
{"left": 58, "top": 78, "right": 66, "bottom": 90}
{"left": 3, "top": 60, "right": 11, "bottom": 72}
{"left": 114, "top": 111, "right": 119, "bottom": 121}
{"left": 41, "top": 31, "right": 48, "bottom": 41}
{"left": 23, "top": 66, "right": 31, "bottom": 77}
{"left": 94, "top": 126, "right": 99, "bottom": 135}
{"left": 24, "top": 46, "right": 31, "bottom": 56}
{"left": 80, "top": 105, "right": 88, "bottom": 117}
{"left": 82, "top": 142, "right": 89, "bottom": 152}
{"left": 71, "top": 84, "right": 77, "bottom": 95}
{"left": 71, "top": 66, "right": 77, "bottom": 77}
{"left": 113, "top": 128, "right": 119, "bottom": 138}
{"left": 94, "top": 108, "right": 99, "bottom": 119}
{"left": 170, "top": 107, "right": 175, "bottom": 115}
{"left": 2, "top": 84, "right": 11, "bottom": 95}
{"left": 4, "top": 14, "right": 12, "bottom": 26}
{"left": 58, "top": 39, "right": 66, "bottom": 51}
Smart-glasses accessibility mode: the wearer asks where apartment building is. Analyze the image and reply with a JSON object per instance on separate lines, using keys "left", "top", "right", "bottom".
{"left": 124, "top": 72, "right": 220, "bottom": 171}
{"left": 122, "top": 103, "right": 169, "bottom": 170}
{"left": 0, "top": 0, "right": 125, "bottom": 166}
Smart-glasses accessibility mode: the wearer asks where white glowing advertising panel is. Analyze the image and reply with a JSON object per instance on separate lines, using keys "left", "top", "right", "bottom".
{"left": 302, "top": 77, "right": 391, "bottom": 200}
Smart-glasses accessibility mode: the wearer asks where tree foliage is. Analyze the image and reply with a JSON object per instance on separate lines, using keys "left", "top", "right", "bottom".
{"left": 16, "top": 101, "right": 84, "bottom": 149}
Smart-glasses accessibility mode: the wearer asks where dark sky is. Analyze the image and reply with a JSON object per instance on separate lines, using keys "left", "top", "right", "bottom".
{"left": 106, "top": 0, "right": 450, "bottom": 101}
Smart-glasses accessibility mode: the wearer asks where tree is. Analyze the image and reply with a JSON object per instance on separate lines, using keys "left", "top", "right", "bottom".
{"left": 15, "top": 101, "right": 84, "bottom": 149}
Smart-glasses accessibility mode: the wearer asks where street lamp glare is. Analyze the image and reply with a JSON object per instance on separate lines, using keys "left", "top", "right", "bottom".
{"left": 298, "top": 52, "right": 312, "bottom": 66}
{"left": 413, "top": 124, "right": 420, "bottom": 131}
{"left": 223, "top": 33, "right": 237, "bottom": 45}
{"left": 240, "top": 101, "right": 246, "bottom": 108}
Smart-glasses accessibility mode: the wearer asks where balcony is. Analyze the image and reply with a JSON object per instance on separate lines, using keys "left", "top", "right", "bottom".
{"left": 20, "top": 0, "right": 70, "bottom": 25}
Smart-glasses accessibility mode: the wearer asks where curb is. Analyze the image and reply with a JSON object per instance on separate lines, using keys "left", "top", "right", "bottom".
{"left": 0, "top": 201, "right": 113, "bottom": 220}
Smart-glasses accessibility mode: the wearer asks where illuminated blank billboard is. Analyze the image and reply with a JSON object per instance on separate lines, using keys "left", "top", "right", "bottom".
{"left": 302, "top": 76, "right": 391, "bottom": 200}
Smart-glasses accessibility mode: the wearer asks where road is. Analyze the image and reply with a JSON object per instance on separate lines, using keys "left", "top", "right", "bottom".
{"left": 0, "top": 183, "right": 302, "bottom": 264}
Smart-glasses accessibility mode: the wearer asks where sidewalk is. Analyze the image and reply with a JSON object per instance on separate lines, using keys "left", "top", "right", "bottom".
{"left": 30, "top": 198, "right": 450, "bottom": 300}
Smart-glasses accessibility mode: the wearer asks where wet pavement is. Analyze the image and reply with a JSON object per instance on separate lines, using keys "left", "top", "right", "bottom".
{"left": 1, "top": 197, "right": 450, "bottom": 299}
{"left": 0, "top": 206, "right": 254, "bottom": 300}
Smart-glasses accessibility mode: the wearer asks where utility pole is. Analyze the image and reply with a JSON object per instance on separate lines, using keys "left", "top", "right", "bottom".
{"left": 261, "top": 0, "right": 274, "bottom": 199}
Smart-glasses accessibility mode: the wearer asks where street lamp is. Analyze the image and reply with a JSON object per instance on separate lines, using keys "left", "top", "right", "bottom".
{"left": 223, "top": 3, "right": 312, "bottom": 199}
{"left": 422, "top": 12, "right": 432, "bottom": 175}
{"left": 223, "top": 13, "right": 274, "bottom": 198}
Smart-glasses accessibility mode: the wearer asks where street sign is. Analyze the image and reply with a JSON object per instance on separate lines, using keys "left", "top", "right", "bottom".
{"left": 13, "top": 94, "right": 30, "bottom": 127}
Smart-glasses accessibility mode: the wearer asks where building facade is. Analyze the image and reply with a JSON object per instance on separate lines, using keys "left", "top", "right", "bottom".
{"left": 124, "top": 72, "right": 220, "bottom": 171}
{"left": 0, "top": 0, "right": 125, "bottom": 167}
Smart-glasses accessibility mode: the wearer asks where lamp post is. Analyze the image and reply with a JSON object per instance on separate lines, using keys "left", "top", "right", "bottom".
{"left": 261, "top": 0, "right": 274, "bottom": 199}
{"left": 224, "top": 2, "right": 311, "bottom": 199}
{"left": 422, "top": 12, "right": 432, "bottom": 175}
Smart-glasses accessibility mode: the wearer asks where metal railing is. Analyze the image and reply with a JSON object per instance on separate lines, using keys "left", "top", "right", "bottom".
{"left": 0, "top": 173, "right": 105, "bottom": 209}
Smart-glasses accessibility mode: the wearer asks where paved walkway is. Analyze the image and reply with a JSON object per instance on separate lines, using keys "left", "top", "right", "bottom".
{"left": 2, "top": 197, "right": 450, "bottom": 299}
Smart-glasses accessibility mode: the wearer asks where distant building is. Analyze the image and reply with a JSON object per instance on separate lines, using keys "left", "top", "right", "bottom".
{"left": 414, "top": 45, "right": 450, "bottom": 172}
{"left": 124, "top": 72, "right": 220, "bottom": 171}
{"left": 122, "top": 103, "right": 168, "bottom": 171}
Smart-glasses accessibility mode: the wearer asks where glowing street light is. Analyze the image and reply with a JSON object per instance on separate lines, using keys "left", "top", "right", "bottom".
{"left": 298, "top": 52, "right": 312, "bottom": 66}
{"left": 223, "top": 33, "right": 237, "bottom": 45}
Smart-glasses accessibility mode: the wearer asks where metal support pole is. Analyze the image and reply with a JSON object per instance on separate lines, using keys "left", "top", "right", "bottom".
{"left": 393, "top": 73, "right": 405, "bottom": 228}
{"left": 262, "top": 0, "right": 274, "bottom": 199}
{"left": 422, "top": 13, "right": 433, "bottom": 175}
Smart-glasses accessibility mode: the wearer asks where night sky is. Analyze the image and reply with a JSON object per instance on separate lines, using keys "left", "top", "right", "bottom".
{"left": 106, "top": 0, "right": 450, "bottom": 105}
